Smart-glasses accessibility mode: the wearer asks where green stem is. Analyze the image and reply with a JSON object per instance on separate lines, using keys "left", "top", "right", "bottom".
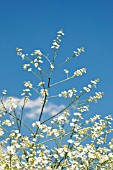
{"left": 50, "top": 75, "right": 74, "bottom": 87}
{"left": 41, "top": 100, "right": 75, "bottom": 125}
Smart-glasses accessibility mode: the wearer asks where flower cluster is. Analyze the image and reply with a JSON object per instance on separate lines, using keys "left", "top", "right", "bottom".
{"left": 23, "top": 64, "right": 32, "bottom": 72}
{"left": 58, "top": 88, "right": 77, "bottom": 98}
{"left": 73, "top": 47, "right": 84, "bottom": 57}
{"left": 31, "top": 50, "right": 43, "bottom": 71}
{"left": 78, "top": 105, "right": 89, "bottom": 112}
{"left": 73, "top": 68, "right": 86, "bottom": 77}
{"left": 16, "top": 48, "right": 26, "bottom": 60}
{"left": 0, "top": 127, "right": 4, "bottom": 136}
{"left": 64, "top": 69, "right": 69, "bottom": 77}
{"left": 87, "top": 92, "right": 104, "bottom": 102}
{"left": 40, "top": 89, "right": 48, "bottom": 97}
{"left": 2, "top": 119, "right": 14, "bottom": 126}
{"left": 51, "top": 29, "right": 64, "bottom": 50}
{"left": 83, "top": 79, "right": 99, "bottom": 92}
{"left": 21, "top": 81, "right": 32, "bottom": 96}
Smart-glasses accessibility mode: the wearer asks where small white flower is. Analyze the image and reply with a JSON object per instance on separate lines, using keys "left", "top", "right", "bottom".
{"left": 38, "top": 67, "right": 41, "bottom": 70}
{"left": 16, "top": 48, "right": 22, "bottom": 52}
{"left": 70, "top": 122, "right": 74, "bottom": 127}
{"left": 7, "top": 146, "right": 15, "bottom": 154}
{"left": 50, "top": 64, "right": 54, "bottom": 69}
{"left": 68, "top": 139, "right": 74, "bottom": 143}
{"left": 64, "top": 69, "right": 69, "bottom": 74}
{"left": 24, "top": 81, "right": 32, "bottom": 88}
{"left": 34, "top": 50, "right": 42, "bottom": 56}
{"left": 34, "top": 63, "right": 38, "bottom": 67}
{"left": 2, "top": 119, "right": 14, "bottom": 126}
{"left": 53, "top": 154, "right": 58, "bottom": 158}
{"left": 28, "top": 68, "right": 32, "bottom": 72}
{"left": 0, "top": 130, "right": 4, "bottom": 136}
{"left": 2, "top": 90, "right": 7, "bottom": 95}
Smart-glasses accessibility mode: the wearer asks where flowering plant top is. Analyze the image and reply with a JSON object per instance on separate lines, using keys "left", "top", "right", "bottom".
{"left": 0, "top": 30, "right": 113, "bottom": 170}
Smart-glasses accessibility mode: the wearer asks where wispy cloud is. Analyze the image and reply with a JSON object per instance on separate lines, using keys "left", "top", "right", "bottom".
{"left": 2, "top": 97, "right": 65, "bottom": 120}
{"left": 26, "top": 101, "right": 65, "bottom": 119}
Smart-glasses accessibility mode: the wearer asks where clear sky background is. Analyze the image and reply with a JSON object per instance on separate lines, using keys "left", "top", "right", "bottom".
{"left": 0, "top": 0, "right": 113, "bottom": 131}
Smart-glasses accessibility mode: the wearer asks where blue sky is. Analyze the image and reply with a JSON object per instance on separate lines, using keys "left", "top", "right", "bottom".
{"left": 0, "top": 0, "right": 113, "bottom": 129}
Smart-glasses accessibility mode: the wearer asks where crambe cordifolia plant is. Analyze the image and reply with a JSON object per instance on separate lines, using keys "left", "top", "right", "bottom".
{"left": 0, "top": 30, "right": 113, "bottom": 170}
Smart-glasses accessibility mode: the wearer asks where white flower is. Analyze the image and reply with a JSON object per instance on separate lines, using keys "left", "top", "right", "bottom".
{"left": 57, "top": 29, "right": 64, "bottom": 35}
{"left": 40, "top": 89, "right": 48, "bottom": 96}
{"left": 38, "top": 60, "right": 43, "bottom": 63}
{"left": 34, "top": 50, "right": 42, "bottom": 56}
{"left": 64, "top": 69, "right": 69, "bottom": 74}
{"left": 73, "top": 47, "right": 84, "bottom": 57}
{"left": 7, "top": 146, "right": 15, "bottom": 154}
{"left": 38, "top": 81, "right": 45, "bottom": 86}
{"left": 68, "top": 139, "right": 74, "bottom": 143}
{"left": 38, "top": 67, "right": 41, "bottom": 70}
{"left": 50, "top": 64, "right": 54, "bottom": 69}
{"left": 83, "top": 87, "right": 90, "bottom": 92}
{"left": 2, "top": 119, "right": 14, "bottom": 126}
{"left": 2, "top": 90, "right": 7, "bottom": 95}
{"left": 74, "top": 112, "right": 81, "bottom": 116}
{"left": 34, "top": 59, "right": 38, "bottom": 62}
{"left": 21, "top": 54, "right": 25, "bottom": 59}
{"left": 53, "top": 154, "right": 58, "bottom": 158}
{"left": 74, "top": 68, "right": 86, "bottom": 76}
{"left": 58, "top": 93, "right": 62, "bottom": 97}
{"left": 0, "top": 129, "right": 4, "bottom": 136}
{"left": 16, "top": 48, "right": 22, "bottom": 52}
{"left": 70, "top": 122, "right": 74, "bottom": 127}
{"left": 28, "top": 68, "right": 32, "bottom": 72}
{"left": 34, "top": 63, "right": 38, "bottom": 67}
{"left": 24, "top": 81, "right": 32, "bottom": 88}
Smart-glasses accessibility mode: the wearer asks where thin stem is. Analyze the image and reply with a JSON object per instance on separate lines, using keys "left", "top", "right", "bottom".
{"left": 19, "top": 98, "right": 26, "bottom": 133}
{"left": 55, "top": 54, "right": 75, "bottom": 70}
{"left": 31, "top": 70, "right": 42, "bottom": 80}
{"left": 13, "top": 109, "right": 20, "bottom": 130}
{"left": 41, "top": 100, "right": 75, "bottom": 125}
{"left": 35, "top": 131, "right": 73, "bottom": 147}
{"left": 50, "top": 75, "right": 74, "bottom": 87}
{"left": 41, "top": 92, "right": 86, "bottom": 125}
{"left": 43, "top": 54, "right": 51, "bottom": 64}
{"left": 47, "top": 95, "right": 59, "bottom": 99}
{"left": 32, "top": 87, "right": 41, "bottom": 96}
{"left": 39, "top": 95, "right": 47, "bottom": 122}
{"left": 35, "top": 71, "right": 49, "bottom": 135}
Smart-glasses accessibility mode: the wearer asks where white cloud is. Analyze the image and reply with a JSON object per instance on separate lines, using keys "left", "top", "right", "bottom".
{"left": 1, "top": 97, "right": 65, "bottom": 120}
{"left": 25, "top": 98, "right": 65, "bottom": 119}
{"left": 24, "top": 97, "right": 42, "bottom": 108}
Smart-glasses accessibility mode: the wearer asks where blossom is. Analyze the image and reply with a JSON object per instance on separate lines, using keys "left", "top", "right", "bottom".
{"left": 68, "top": 139, "right": 74, "bottom": 143}
{"left": 50, "top": 63, "right": 54, "bottom": 69}
{"left": 38, "top": 81, "right": 45, "bottom": 86}
{"left": 24, "top": 81, "right": 32, "bottom": 88}
{"left": 0, "top": 128, "right": 4, "bottom": 136}
{"left": 73, "top": 47, "right": 84, "bottom": 57}
{"left": 33, "top": 50, "right": 42, "bottom": 56}
{"left": 7, "top": 146, "right": 15, "bottom": 154}
{"left": 34, "top": 63, "right": 38, "bottom": 67}
{"left": 2, "top": 119, "right": 14, "bottom": 126}
{"left": 51, "top": 29, "right": 64, "bottom": 50}
{"left": 40, "top": 89, "right": 48, "bottom": 96}
{"left": 73, "top": 68, "right": 86, "bottom": 76}
{"left": 2, "top": 90, "right": 7, "bottom": 95}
